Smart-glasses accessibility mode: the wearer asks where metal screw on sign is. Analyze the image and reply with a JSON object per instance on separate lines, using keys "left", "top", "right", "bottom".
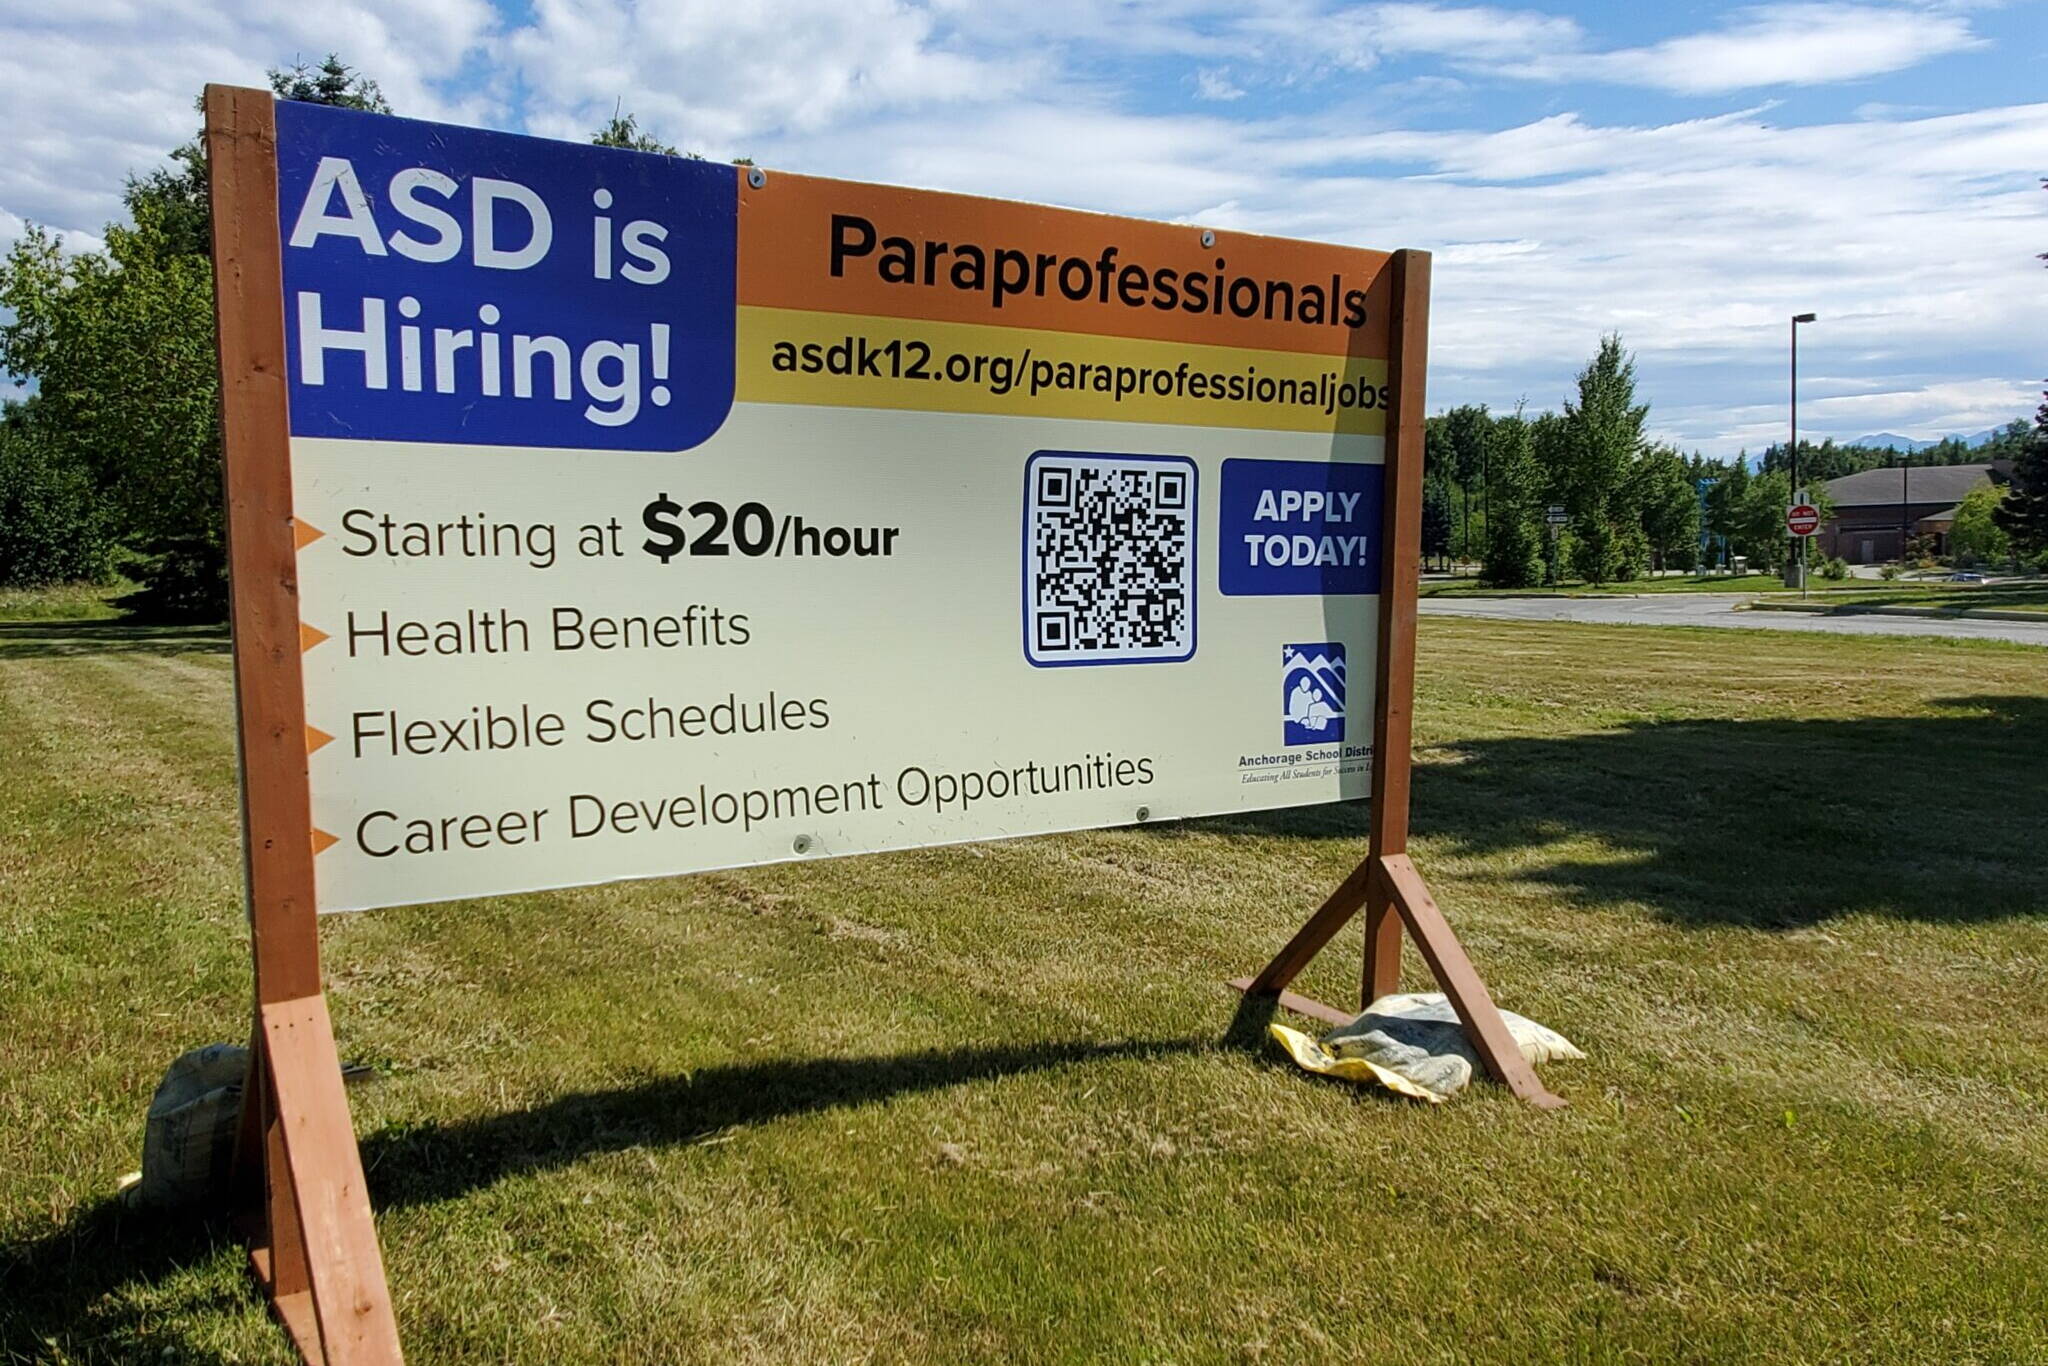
{"left": 792, "top": 833, "right": 813, "bottom": 854}
{"left": 1135, "top": 806, "right": 1152, "bottom": 822}
{"left": 1199, "top": 230, "right": 1215, "bottom": 248}
{"left": 748, "top": 167, "right": 766, "bottom": 189}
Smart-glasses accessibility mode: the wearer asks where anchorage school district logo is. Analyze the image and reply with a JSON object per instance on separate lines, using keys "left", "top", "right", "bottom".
{"left": 1282, "top": 643, "right": 1345, "bottom": 745}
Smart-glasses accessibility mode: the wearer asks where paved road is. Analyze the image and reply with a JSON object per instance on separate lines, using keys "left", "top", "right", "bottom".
{"left": 1419, "top": 594, "right": 2048, "bottom": 647}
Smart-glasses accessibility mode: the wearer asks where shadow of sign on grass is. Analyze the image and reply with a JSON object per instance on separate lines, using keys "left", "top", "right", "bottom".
{"left": 358, "top": 1037, "right": 1215, "bottom": 1210}
{"left": 1158, "top": 694, "right": 2048, "bottom": 930}
{"left": 2, "top": 1037, "right": 1226, "bottom": 1359}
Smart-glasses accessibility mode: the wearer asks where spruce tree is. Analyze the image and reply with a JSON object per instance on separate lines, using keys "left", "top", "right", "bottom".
{"left": 1481, "top": 412, "right": 1544, "bottom": 587}
{"left": 1562, "top": 334, "right": 1648, "bottom": 582}
{"left": 1421, "top": 479, "right": 1453, "bottom": 571}
{"left": 1992, "top": 391, "right": 2048, "bottom": 558}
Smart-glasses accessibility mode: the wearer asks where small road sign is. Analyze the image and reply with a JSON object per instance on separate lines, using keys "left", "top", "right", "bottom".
{"left": 1786, "top": 503, "right": 1821, "bottom": 537}
{"left": 1546, "top": 504, "right": 1568, "bottom": 526}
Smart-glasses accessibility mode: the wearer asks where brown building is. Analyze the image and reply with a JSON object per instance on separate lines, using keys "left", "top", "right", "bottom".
{"left": 1817, "top": 461, "right": 2008, "bottom": 564}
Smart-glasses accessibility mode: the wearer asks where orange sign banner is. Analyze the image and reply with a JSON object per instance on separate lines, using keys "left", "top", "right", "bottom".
{"left": 738, "top": 172, "right": 1393, "bottom": 360}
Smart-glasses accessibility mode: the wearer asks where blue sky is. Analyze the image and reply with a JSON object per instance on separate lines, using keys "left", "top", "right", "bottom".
{"left": 2, "top": 0, "right": 2042, "bottom": 454}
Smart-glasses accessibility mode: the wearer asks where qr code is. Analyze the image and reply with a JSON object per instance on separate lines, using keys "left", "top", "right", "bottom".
{"left": 1024, "top": 451, "right": 1197, "bottom": 666}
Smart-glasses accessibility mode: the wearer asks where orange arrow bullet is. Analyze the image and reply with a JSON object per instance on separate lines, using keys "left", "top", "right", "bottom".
{"left": 293, "top": 519, "right": 325, "bottom": 551}
{"left": 306, "top": 725, "right": 334, "bottom": 754}
{"left": 300, "top": 622, "right": 329, "bottom": 653}
{"left": 311, "top": 828, "right": 338, "bottom": 856}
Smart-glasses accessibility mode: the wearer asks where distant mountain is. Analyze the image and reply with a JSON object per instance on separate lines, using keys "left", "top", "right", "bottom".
{"left": 1848, "top": 432, "right": 1927, "bottom": 451}
{"left": 1846, "top": 428, "right": 2002, "bottom": 452}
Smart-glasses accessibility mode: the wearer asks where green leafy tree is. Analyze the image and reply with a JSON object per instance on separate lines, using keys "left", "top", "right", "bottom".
{"left": 591, "top": 107, "right": 755, "bottom": 164}
{"left": 1480, "top": 411, "right": 1543, "bottom": 587}
{"left": 1561, "top": 334, "right": 1648, "bottom": 582}
{"left": 1423, "top": 414, "right": 1454, "bottom": 508}
{"left": 1702, "top": 458, "right": 1749, "bottom": 570}
{"left": 122, "top": 140, "right": 214, "bottom": 261}
{"left": 0, "top": 54, "right": 392, "bottom": 619}
{"left": 593, "top": 111, "right": 697, "bottom": 157}
{"left": 1633, "top": 443, "right": 1701, "bottom": 573}
{"left": 1733, "top": 468, "right": 1796, "bottom": 572}
{"left": 1421, "top": 478, "right": 1453, "bottom": 571}
{"left": 1529, "top": 411, "right": 1573, "bottom": 581}
{"left": 1441, "top": 404, "right": 1490, "bottom": 564}
{"left": 0, "top": 408, "right": 111, "bottom": 586}
{"left": 1993, "top": 392, "right": 2048, "bottom": 557}
{"left": 1950, "top": 482, "right": 2012, "bottom": 566}
{"left": 0, "top": 211, "right": 220, "bottom": 590}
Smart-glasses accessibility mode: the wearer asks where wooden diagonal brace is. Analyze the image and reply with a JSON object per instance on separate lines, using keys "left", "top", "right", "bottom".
{"left": 1232, "top": 851, "right": 1566, "bottom": 1109}
{"left": 1372, "top": 856, "right": 1565, "bottom": 1109}
{"left": 259, "top": 994, "right": 405, "bottom": 1364}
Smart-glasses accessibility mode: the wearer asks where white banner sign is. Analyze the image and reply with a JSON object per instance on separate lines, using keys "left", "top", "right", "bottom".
{"left": 274, "top": 103, "right": 1395, "bottom": 911}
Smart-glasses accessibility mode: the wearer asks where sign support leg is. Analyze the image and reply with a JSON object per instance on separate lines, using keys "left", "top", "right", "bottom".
{"left": 1228, "top": 250, "right": 1563, "bottom": 1109}
{"left": 1361, "top": 883, "right": 1402, "bottom": 1006}
{"left": 207, "top": 83, "right": 406, "bottom": 1363}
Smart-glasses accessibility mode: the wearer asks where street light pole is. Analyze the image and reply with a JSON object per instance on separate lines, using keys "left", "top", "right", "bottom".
{"left": 1789, "top": 313, "right": 1816, "bottom": 589}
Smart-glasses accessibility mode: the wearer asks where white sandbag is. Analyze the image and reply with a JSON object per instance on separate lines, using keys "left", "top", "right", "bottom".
{"left": 1270, "top": 992, "right": 1581, "bottom": 1103}
{"left": 136, "top": 1043, "right": 248, "bottom": 1208}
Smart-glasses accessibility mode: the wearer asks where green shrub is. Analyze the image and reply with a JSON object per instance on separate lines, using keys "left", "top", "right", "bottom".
{"left": 1878, "top": 562, "right": 1902, "bottom": 581}
{"left": 1819, "top": 556, "right": 1850, "bottom": 581}
{"left": 112, "top": 537, "right": 228, "bottom": 623}
{"left": 0, "top": 424, "right": 111, "bottom": 587}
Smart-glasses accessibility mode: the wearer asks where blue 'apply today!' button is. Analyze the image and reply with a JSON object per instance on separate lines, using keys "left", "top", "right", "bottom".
{"left": 1218, "top": 458, "right": 1383, "bottom": 596}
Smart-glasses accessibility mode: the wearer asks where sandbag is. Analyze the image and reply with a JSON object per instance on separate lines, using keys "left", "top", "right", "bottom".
{"left": 135, "top": 1043, "right": 248, "bottom": 1208}
{"left": 1270, "top": 992, "right": 1581, "bottom": 1103}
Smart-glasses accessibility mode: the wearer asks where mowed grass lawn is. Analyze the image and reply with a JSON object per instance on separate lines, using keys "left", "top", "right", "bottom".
{"left": 1768, "top": 582, "right": 2048, "bottom": 614}
{"left": 4, "top": 611, "right": 2047, "bottom": 1364}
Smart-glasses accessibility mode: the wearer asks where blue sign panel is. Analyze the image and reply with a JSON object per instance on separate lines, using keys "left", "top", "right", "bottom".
{"left": 275, "top": 100, "right": 737, "bottom": 451}
{"left": 1218, "top": 458, "right": 1382, "bottom": 596}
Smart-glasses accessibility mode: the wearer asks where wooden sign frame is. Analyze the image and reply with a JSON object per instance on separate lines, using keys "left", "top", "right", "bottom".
{"left": 1227, "top": 249, "right": 1565, "bottom": 1114}
{"left": 204, "top": 82, "right": 1555, "bottom": 1366}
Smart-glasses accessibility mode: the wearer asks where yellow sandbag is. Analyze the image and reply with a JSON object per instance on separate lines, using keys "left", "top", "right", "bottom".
{"left": 1267, "top": 1022, "right": 1451, "bottom": 1104}
{"left": 1270, "top": 992, "right": 1582, "bottom": 1103}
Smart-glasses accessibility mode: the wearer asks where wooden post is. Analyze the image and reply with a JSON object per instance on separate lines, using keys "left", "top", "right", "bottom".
{"left": 1230, "top": 250, "right": 1563, "bottom": 1109}
{"left": 207, "top": 83, "right": 406, "bottom": 1363}
{"left": 1360, "top": 248, "right": 1428, "bottom": 1006}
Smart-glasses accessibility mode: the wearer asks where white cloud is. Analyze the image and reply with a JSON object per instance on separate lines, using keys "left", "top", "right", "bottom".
{"left": 0, "top": 1, "right": 2034, "bottom": 452}
{"left": 1193, "top": 67, "right": 1246, "bottom": 100}
{"left": 503, "top": 0, "right": 1033, "bottom": 151}
{"left": 1355, "top": 2, "right": 1584, "bottom": 63}
{"left": 1562, "top": 3, "right": 1987, "bottom": 94}
{"left": 0, "top": 0, "right": 496, "bottom": 238}
{"left": 1244, "top": 2, "right": 1984, "bottom": 97}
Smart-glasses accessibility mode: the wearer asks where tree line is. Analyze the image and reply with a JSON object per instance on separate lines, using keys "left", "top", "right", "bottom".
{"left": 1424, "top": 337, "right": 2048, "bottom": 585}
{"left": 1424, "top": 335, "right": 1804, "bottom": 584}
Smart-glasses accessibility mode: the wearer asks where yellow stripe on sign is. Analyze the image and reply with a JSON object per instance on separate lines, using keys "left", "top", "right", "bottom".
{"left": 735, "top": 306, "right": 1391, "bottom": 435}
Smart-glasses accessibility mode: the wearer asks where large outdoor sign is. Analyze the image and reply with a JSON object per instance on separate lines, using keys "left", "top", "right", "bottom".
{"left": 271, "top": 100, "right": 1394, "bottom": 913}
{"left": 206, "top": 87, "right": 1556, "bottom": 1366}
